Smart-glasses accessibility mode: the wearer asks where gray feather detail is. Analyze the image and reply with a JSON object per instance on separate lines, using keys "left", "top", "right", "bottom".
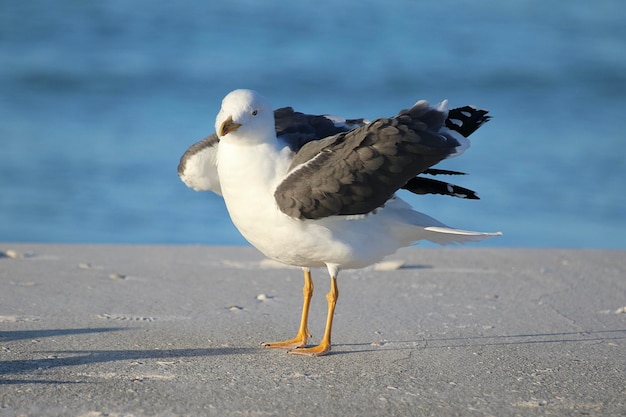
{"left": 274, "top": 107, "right": 368, "bottom": 151}
{"left": 177, "top": 134, "right": 219, "bottom": 177}
{"left": 274, "top": 101, "right": 466, "bottom": 220}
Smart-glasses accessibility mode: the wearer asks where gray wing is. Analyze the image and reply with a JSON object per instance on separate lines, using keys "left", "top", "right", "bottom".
{"left": 274, "top": 100, "right": 488, "bottom": 220}
{"left": 178, "top": 134, "right": 221, "bottom": 193}
{"left": 274, "top": 107, "right": 368, "bottom": 151}
{"left": 177, "top": 108, "right": 369, "bottom": 194}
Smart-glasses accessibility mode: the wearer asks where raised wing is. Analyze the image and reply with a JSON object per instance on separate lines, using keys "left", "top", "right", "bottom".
{"left": 177, "top": 108, "right": 368, "bottom": 194}
{"left": 274, "top": 101, "right": 489, "bottom": 220}
{"left": 177, "top": 134, "right": 221, "bottom": 193}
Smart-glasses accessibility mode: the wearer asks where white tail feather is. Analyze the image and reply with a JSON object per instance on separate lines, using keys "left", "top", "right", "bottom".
{"left": 423, "top": 226, "right": 502, "bottom": 245}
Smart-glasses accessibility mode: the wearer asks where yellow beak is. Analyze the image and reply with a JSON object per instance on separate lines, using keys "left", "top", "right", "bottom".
{"left": 219, "top": 115, "right": 242, "bottom": 137}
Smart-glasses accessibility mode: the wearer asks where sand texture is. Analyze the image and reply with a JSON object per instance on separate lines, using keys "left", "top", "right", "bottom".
{"left": 1, "top": 244, "right": 625, "bottom": 416}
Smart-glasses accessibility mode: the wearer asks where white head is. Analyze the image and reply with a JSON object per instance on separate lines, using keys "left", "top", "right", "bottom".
{"left": 215, "top": 89, "right": 275, "bottom": 145}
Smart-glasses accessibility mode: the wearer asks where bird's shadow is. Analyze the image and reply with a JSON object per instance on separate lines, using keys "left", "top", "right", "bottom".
{"left": 0, "top": 327, "right": 124, "bottom": 343}
{"left": 0, "top": 327, "right": 255, "bottom": 385}
{"left": 333, "top": 328, "right": 626, "bottom": 355}
{"left": 2, "top": 327, "right": 624, "bottom": 376}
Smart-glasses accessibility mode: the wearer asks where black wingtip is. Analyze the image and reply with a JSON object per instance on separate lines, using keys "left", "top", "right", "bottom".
{"left": 446, "top": 106, "right": 490, "bottom": 138}
{"left": 422, "top": 168, "right": 468, "bottom": 176}
{"left": 402, "top": 177, "right": 480, "bottom": 200}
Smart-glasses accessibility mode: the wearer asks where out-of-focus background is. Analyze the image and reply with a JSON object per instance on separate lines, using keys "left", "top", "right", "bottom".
{"left": 1, "top": 1, "right": 624, "bottom": 248}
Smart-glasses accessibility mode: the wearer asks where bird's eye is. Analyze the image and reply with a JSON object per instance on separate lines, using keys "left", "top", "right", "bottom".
{"left": 252, "top": 110, "right": 258, "bottom": 116}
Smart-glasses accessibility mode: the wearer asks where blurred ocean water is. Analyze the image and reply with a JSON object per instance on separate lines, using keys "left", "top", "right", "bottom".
{"left": 1, "top": 0, "right": 624, "bottom": 248}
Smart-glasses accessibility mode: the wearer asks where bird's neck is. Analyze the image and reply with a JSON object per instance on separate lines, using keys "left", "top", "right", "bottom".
{"left": 219, "top": 137, "right": 281, "bottom": 177}
{"left": 217, "top": 139, "right": 289, "bottom": 205}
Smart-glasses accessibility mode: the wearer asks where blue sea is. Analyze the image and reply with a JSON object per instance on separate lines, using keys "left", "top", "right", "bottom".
{"left": 1, "top": 1, "right": 625, "bottom": 248}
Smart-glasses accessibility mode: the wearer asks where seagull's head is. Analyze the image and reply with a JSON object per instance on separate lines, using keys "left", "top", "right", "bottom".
{"left": 215, "top": 89, "right": 275, "bottom": 144}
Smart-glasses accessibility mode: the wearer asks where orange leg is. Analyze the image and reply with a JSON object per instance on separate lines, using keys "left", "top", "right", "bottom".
{"left": 262, "top": 268, "right": 313, "bottom": 350}
{"left": 289, "top": 274, "right": 338, "bottom": 356}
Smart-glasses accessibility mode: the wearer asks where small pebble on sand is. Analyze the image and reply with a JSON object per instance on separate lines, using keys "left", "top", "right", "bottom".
{"left": 1, "top": 250, "right": 22, "bottom": 259}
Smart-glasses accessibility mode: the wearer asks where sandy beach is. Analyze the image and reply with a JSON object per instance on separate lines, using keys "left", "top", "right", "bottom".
{"left": 1, "top": 244, "right": 624, "bottom": 416}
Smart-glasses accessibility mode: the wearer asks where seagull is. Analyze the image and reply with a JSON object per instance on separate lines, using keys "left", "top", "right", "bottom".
{"left": 179, "top": 89, "right": 501, "bottom": 356}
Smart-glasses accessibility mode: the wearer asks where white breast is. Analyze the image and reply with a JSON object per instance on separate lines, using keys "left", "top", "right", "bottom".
{"left": 216, "top": 141, "right": 325, "bottom": 264}
{"left": 215, "top": 140, "right": 426, "bottom": 269}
